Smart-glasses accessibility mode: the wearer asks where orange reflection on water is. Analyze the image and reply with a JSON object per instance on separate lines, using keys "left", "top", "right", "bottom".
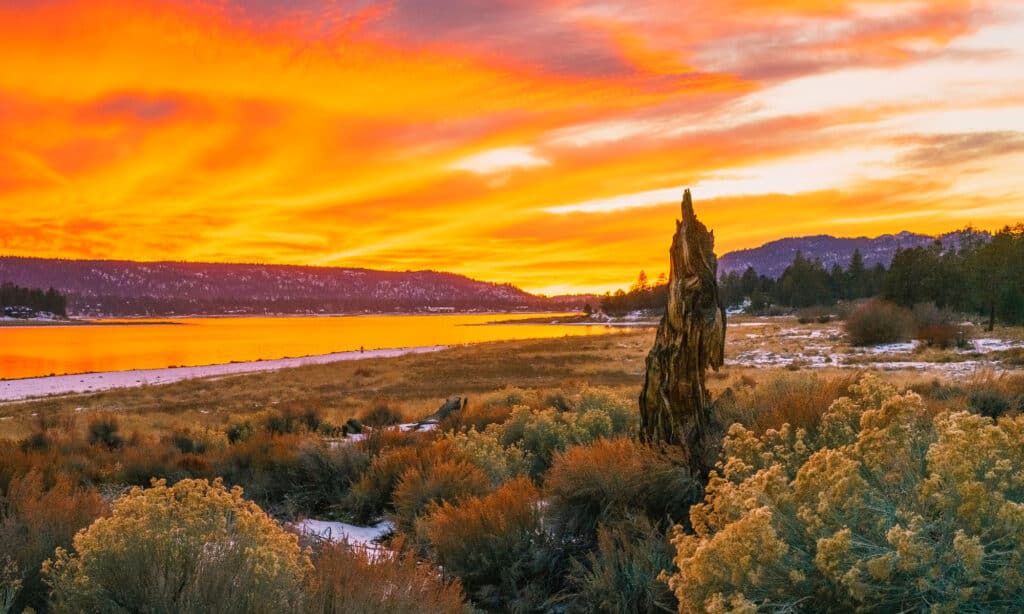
{"left": 0, "top": 314, "right": 627, "bottom": 380}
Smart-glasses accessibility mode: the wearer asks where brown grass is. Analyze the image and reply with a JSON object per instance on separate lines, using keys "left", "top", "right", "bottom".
{"left": 0, "top": 332, "right": 653, "bottom": 440}
{"left": 305, "top": 541, "right": 468, "bottom": 614}
{"left": 716, "top": 371, "right": 859, "bottom": 434}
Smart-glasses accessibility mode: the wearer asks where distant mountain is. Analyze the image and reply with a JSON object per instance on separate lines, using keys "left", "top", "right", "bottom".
{"left": 718, "top": 230, "right": 989, "bottom": 279}
{"left": 0, "top": 257, "right": 585, "bottom": 317}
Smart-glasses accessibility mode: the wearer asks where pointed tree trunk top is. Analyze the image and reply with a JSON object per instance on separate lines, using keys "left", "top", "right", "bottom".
{"left": 639, "top": 190, "right": 726, "bottom": 475}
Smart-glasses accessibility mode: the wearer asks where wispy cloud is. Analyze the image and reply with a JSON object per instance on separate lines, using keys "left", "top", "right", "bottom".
{"left": 0, "top": 0, "right": 1021, "bottom": 292}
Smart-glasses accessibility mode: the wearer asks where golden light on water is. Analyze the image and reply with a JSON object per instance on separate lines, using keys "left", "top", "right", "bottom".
{"left": 0, "top": 315, "right": 623, "bottom": 379}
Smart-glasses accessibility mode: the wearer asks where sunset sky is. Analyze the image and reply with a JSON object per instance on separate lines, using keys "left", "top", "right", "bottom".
{"left": 1, "top": 1, "right": 1022, "bottom": 294}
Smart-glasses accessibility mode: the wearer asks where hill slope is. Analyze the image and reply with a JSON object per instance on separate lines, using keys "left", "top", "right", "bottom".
{"left": 0, "top": 257, "right": 575, "bottom": 317}
{"left": 718, "top": 230, "right": 988, "bottom": 278}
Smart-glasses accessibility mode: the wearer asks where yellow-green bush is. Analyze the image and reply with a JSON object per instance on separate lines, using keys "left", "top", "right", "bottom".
{"left": 44, "top": 478, "right": 311, "bottom": 614}
{"left": 445, "top": 430, "right": 530, "bottom": 485}
{"left": 490, "top": 401, "right": 634, "bottom": 477}
{"left": 665, "top": 374, "right": 1024, "bottom": 612}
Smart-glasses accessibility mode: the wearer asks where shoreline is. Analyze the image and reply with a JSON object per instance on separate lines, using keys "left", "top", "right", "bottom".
{"left": 484, "top": 314, "right": 659, "bottom": 327}
{"left": 0, "top": 318, "right": 181, "bottom": 328}
{"left": 0, "top": 310, "right": 581, "bottom": 328}
{"left": 0, "top": 345, "right": 447, "bottom": 403}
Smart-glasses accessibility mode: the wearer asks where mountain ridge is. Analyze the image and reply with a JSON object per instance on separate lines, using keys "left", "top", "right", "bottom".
{"left": 718, "top": 229, "right": 990, "bottom": 279}
{"left": 0, "top": 256, "right": 591, "bottom": 317}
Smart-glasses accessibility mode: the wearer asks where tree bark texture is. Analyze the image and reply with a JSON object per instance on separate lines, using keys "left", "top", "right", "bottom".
{"left": 639, "top": 190, "right": 726, "bottom": 475}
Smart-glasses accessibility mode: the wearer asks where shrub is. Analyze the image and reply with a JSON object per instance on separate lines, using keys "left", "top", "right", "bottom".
{"left": 344, "top": 446, "right": 422, "bottom": 523}
{"left": 995, "top": 347, "right": 1024, "bottom": 366}
{"left": 285, "top": 440, "right": 371, "bottom": 516}
{"left": 0, "top": 471, "right": 107, "bottom": 612}
{"left": 545, "top": 439, "right": 698, "bottom": 544}
{"left": 305, "top": 542, "right": 467, "bottom": 614}
{"left": 225, "top": 420, "right": 255, "bottom": 443}
{"left": 343, "top": 434, "right": 449, "bottom": 522}
{"left": 170, "top": 427, "right": 229, "bottom": 454}
{"left": 391, "top": 459, "right": 490, "bottom": 535}
{"left": 844, "top": 299, "right": 914, "bottom": 346}
{"left": 316, "top": 420, "right": 343, "bottom": 437}
{"left": 360, "top": 403, "right": 404, "bottom": 428}
{"left": 1, "top": 558, "right": 18, "bottom": 614}
{"left": 86, "top": 414, "right": 123, "bottom": 449}
{"left": 558, "top": 516, "right": 678, "bottom": 614}
{"left": 418, "top": 477, "right": 543, "bottom": 604}
{"left": 264, "top": 407, "right": 323, "bottom": 435}
{"left": 913, "top": 302, "right": 969, "bottom": 349}
{"left": 664, "top": 376, "right": 1024, "bottom": 612}
{"left": 19, "top": 431, "right": 50, "bottom": 452}
{"left": 911, "top": 378, "right": 964, "bottom": 402}
{"left": 44, "top": 478, "right": 311, "bottom": 614}
{"left": 797, "top": 306, "right": 832, "bottom": 324}
{"left": 341, "top": 418, "right": 362, "bottom": 435}
{"left": 355, "top": 426, "right": 424, "bottom": 458}
{"left": 213, "top": 433, "right": 311, "bottom": 509}
{"left": 714, "top": 372, "right": 856, "bottom": 435}
{"left": 494, "top": 401, "right": 634, "bottom": 477}
{"left": 440, "top": 402, "right": 512, "bottom": 433}
{"left": 118, "top": 442, "right": 188, "bottom": 486}
{"left": 969, "top": 389, "right": 1011, "bottom": 419}
{"left": 916, "top": 322, "right": 963, "bottom": 349}
{"left": 445, "top": 429, "right": 530, "bottom": 485}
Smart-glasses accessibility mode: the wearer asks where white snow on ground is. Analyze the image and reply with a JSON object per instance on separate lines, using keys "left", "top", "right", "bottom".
{"left": 328, "top": 421, "right": 438, "bottom": 448}
{"left": 971, "top": 338, "right": 1024, "bottom": 353}
{"left": 0, "top": 346, "right": 447, "bottom": 402}
{"left": 398, "top": 421, "right": 438, "bottom": 432}
{"left": 861, "top": 341, "right": 919, "bottom": 354}
{"left": 728, "top": 324, "right": 1024, "bottom": 373}
{"left": 293, "top": 519, "right": 393, "bottom": 548}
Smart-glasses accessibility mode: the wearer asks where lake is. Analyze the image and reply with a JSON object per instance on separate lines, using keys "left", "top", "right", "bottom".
{"left": 0, "top": 313, "right": 622, "bottom": 380}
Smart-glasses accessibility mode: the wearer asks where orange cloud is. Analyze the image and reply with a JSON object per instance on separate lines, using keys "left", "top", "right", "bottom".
{"left": 0, "top": 0, "right": 1021, "bottom": 293}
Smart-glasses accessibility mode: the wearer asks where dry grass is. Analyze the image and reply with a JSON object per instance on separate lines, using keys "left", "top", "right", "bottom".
{"left": 2, "top": 318, "right": 1021, "bottom": 443}
{"left": 715, "top": 371, "right": 859, "bottom": 434}
{"left": 0, "top": 332, "right": 653, "bottom": 440}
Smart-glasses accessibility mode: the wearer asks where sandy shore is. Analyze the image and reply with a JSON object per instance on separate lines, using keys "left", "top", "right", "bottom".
{"left": 0, "top": 345, "right": 447, "bottom": 402}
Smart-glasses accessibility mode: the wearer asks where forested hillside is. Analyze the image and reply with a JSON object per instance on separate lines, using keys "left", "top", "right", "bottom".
{"left": 0, "top": 258, "right": 582, "bottom": 317}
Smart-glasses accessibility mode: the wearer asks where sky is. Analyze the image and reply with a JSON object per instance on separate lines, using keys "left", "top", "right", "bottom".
{"left": 1, "top": 1, "right": 1023, "bottom": 294}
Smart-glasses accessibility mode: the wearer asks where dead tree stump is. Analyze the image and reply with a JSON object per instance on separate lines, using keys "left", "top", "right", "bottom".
{"left": 639, "top": 190, "right": 726, "bottom": 476}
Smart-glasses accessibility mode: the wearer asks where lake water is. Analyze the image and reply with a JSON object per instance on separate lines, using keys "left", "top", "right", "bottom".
{"left": 0, "top": 314, "right": 622, "bottom": 380}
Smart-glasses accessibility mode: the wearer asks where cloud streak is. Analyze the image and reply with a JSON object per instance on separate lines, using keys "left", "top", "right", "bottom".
{"left": 0, "top": 0, "right": 1022, "bottom": 292}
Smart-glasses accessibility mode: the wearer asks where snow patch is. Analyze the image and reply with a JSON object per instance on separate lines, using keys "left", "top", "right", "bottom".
{"left": 971, "top": 338, "right": 1024, "bottom": 353}
{"left": 293, "top": 519, "right": 393, "bottom": 548}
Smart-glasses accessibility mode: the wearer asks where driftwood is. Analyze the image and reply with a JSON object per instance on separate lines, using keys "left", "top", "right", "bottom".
{"left": 415, "top": 396, "right": 467, "bottom": 429}
{"left": 639, "top": 190, "right": 726, "bottom": 476}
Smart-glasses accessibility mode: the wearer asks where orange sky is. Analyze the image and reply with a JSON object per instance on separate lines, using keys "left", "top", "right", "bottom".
{"left": 1, "top": 0, "right": 1022, "bottom": 294}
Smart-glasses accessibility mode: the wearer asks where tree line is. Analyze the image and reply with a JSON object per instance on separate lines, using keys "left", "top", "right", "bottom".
{"left": 0, "top": 282, "right": 67, "bottom": 317}
{"left": 603, "top": 224, "right": 1024, "bottom": 328}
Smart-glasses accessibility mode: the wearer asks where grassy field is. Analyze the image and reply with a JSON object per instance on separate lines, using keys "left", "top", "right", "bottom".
{"left": 4, "top": 315, "right": 1022, "bottom": 441}
{"left": 4, "top": 317, "right": 1024, "bottom": 612}
{"left": 0, "top": 330, "right": 651, "bottom": 440}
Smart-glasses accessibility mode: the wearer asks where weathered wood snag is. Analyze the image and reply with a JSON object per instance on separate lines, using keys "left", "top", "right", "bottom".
{"left": 414, "top": 396, "right": 467, "bottom": 429}
{"left": 639, "top": 190, "right": 726, "bottom": 476}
